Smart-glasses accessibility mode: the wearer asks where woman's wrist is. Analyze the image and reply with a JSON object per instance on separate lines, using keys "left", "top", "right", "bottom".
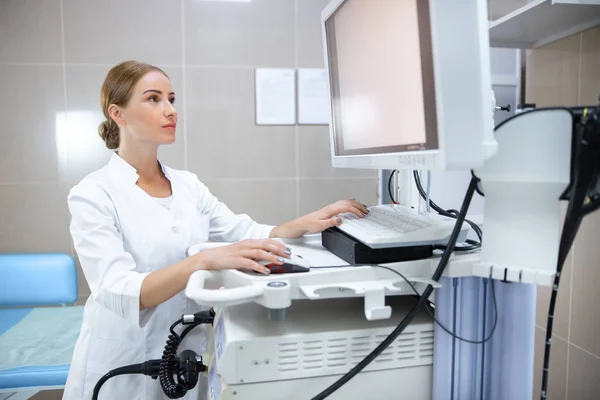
{"left": 189, "top": 252, "right": 209, "bottom": 272}
{"left": 270, "top": 220, "right": 307, "bottom": 239}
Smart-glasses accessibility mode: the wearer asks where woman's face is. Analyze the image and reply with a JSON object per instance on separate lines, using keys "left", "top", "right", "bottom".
{"left": 118, "top": 71, "right": 178, "bottom": 146}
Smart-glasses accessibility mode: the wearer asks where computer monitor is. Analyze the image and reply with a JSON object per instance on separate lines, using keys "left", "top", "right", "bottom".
{"left": 322, "top": 0, "right": 496, "bottom": 171}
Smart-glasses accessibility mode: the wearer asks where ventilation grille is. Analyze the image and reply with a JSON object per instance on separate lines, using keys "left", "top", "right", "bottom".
{"left": 277, "top": 329, "right": 433, "bottom": 372}
{"left": 419, "top": 329, "right": 435, "bottom": 358}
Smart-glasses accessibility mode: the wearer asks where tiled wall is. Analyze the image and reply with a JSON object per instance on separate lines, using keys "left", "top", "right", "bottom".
{"left": 0, "top": 0, "right": 379, "bottom": 307}
{"left": 526, "top": 27, "right": 600, "bottom": 400}
{"left": 488, "top": 0, "right": 600, "bottom": 395}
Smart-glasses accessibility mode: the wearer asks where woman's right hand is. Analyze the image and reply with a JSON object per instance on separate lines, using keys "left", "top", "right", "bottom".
{"left": 193, "top": 239, "right": 291, "bottom": 275}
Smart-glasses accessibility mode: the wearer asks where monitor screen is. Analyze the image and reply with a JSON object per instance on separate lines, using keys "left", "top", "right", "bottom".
{"left": 325, "top": 0, "right": 438, "bottom": 157}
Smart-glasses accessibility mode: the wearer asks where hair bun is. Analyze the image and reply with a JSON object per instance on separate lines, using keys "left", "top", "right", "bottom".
{"left": 98, "top": 120, "right": 120, "bottom": 150}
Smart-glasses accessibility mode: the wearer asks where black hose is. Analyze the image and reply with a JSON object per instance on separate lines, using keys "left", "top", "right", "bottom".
{"left": 159, "top": 319, "right": 192, "bottom": 399}
{"left": 413, "top": 170, "right": 483, "bottom": 243}
{"left": 92, "top": 363, "right": 148, "bottom": 400}
{"left": 92, "top": 310, "right": 214, "bottom": 400}
{"left": 311, "top": 176, "right": 479, "bottom": 399}
{"left": 541, "top": 107, "right": 600, "bottom": 399}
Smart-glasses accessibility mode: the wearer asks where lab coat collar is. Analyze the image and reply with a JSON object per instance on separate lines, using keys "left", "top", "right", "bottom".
{"left": 107, "top": 152, "right": 172, "bottom": 184}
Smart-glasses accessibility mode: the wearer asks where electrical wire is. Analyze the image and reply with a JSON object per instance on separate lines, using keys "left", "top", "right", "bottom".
{"left": 310, "top": 177, "right": 479, "bottom": 400}
{"left": 386, "top": 169, "right": 480, "bottom": 251}
{"left": 92, "top": 311, "right": 213, "bottom": 400}
{"left": 312, "top": 264, "right": 498, "bottom": 345}
{"left": 91, "top": 321, "right": 201, "bottom": 400}
{"left": 92, "top": 362, "right": 163, "bottom": 400}
{"left": 414, "top": 170, "right": 483, "bottom": 240}
{"left": 413, "top": 170, "right": 483, "bottom": 244}
{"left": 384, "top": 266, "right": 497, "bottom": 344}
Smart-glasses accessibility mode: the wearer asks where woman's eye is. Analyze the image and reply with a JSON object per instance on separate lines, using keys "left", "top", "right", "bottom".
{"left": 149, "top": 96, "right": 158, "bottom": 102}
{"left": 169, "top": 97, "right": 175, "bottom": 104}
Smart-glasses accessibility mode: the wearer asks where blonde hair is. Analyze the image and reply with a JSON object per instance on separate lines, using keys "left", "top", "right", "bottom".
{"left": 98, "top": 61, "right": 168, "bottom": 149}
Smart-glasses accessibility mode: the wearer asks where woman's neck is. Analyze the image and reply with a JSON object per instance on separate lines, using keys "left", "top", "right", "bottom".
{"left": 117, "top": 145, "right": 162, "bottom": 182}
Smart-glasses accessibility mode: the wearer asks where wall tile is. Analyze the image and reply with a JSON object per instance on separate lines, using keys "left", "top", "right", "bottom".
{"left": 536, "top": 203, "right": 572, "bottom": 339}
{"left": 526, "top": 34, "right": 581, "bottom": 107}
{"left": 536, "top": 257, "right": 571, "bottom": 340}
{"left": 298, "top": 178, "right": 378, "bottom": 216}
{"left": 580, "top": 26, "right": 600, "bottom": 105}
{"left": 297, "top": 0, "right": 331, "bottom": 68}
{"left": 184, "top": 0, "right": 294, "bottom": 67}
{"left": 298, "top": 125, "right": 377, "bottom": 179}
{"left": 570, "top": 210, "right": 600, "bottom": 357}
{"left": 63, "top": 0, "right": 182, "bottom": 65}
{"left": 567, "top": 344, "right": 600, "bottom": 400}
{"left": 186, "top": 67, "right": 296, "bottom": 180}
{"left": 0, "top": 65, "right": 63, "bottom": 183}
{"left": 0, "top": 0, "right": 63, "bottom": 63}
{"left": 202, "top": 179, "right": 297, "bottom": 226}
{"left": 62, "top": 65, "right": 113, "bottom": 183}
{"left": 0, "top": 184, "right": 71, "bottom": 254}
{"left": 532, "top": 327, "right": 568, "bottom": 400}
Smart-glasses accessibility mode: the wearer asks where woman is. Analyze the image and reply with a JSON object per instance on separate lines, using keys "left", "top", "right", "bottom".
{"left": 63, "top": 60, "right": 368, "bottom": 400}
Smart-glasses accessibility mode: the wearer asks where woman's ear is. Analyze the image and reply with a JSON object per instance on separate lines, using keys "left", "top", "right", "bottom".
{"left": 108, "top": 104, "right": 126, "bottom": 127}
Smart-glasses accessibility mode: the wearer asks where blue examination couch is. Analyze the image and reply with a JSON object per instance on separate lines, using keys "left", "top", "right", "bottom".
{"left": 0, "top": 254, "right": 84, "bottom": 399}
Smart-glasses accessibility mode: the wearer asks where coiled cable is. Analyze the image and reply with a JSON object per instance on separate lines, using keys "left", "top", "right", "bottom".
{"left": 159, "top": 318, "right": 187, "bottom": 398}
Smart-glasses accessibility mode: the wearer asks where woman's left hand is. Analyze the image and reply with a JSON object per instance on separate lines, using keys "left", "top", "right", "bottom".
{"left": 270, "top": 199, "right": 369, "bottom": 239}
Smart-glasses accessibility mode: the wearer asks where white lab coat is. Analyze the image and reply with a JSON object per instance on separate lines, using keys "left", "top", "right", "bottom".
{"left": 63, "top": 153, "right": 273, "bottom": 400}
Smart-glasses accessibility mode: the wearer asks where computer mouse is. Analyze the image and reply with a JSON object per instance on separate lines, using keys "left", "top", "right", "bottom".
{"left": 260, "top": 254, "right": 311, "bottom": 274}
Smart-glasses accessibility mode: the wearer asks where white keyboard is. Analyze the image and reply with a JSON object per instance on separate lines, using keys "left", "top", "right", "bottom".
{"left": 336, "top": 204, "right": 468, "bottom": 248}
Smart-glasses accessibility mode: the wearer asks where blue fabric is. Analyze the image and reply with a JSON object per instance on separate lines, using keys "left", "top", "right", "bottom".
{"left": 0, "top": 306, "right": 84, "bottom": 372}
{"left": 0, "top": 309, "right": 33, "bottom": 335}
{"left": 0, "top": 365, "right": 70, "bottom": 389}
{"left": 0, "top": 253, "right": 78, "bottom": 307}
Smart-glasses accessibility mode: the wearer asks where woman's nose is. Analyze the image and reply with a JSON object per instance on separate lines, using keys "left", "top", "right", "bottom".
{"left": 166, "top": 102, "right": 178, "bottom": 118}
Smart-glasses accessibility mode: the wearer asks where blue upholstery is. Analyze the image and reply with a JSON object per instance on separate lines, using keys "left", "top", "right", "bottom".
{"left": 0, "top": 366, "right": 70, "bottom": 390}
{"left": 0, "top": 253, "right": 78, "bottom": 307}
{"left": 0, "top": 309, "right": 32, "bottom": 335}
{"left": 0, "top": 253, "right": 81, "bottom": 394}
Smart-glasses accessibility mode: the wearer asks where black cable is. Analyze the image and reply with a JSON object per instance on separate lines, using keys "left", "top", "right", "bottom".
{"left": 386, "top": 169, "right": 480, "bottom": 251}
{"left": 393, "top": 268, "right": 498, "bottom": 345}
{"left": 433, "top": 239, "right": 480, "bottom": 252}
{"left": 93, "top": 319, "right": 194, "bottom": 399}
{"left": 387, "top": 169, "right": 482, "bottom": 245}
{"left": 541, "top": 106, "right": 600, "bottom": 400}
{"left": 92, "top": 310, "right": 214, "bottom": 400}
{"left": 413, "top": 170, "right": 483, "bottom": 243}
{"left": 310, "top": 177, "right": 479, "bottom": 400}
{"left": 159, "top": 320, "right": 187, "bottom": 398}
{"left": 160, "top": 309, "right": 215, "bottom": 399}
{"left": 92, "top": 361, "right": 164, "bottom": 400}
{"left": 414, "top": 170, "right": 483, "bottom": 241}
{"left": 313, "top": 264, "right": 497, "bottom": 344}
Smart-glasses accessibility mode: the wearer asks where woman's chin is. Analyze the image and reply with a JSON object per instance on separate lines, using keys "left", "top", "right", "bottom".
{"left": 160, "top": 133, "right": 177, "bottom": 145}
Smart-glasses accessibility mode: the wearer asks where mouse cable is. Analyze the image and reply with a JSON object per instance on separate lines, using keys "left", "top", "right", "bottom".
{"left": 413, "top": 170, "right": 483, "bottom": 243}
{"left": 309, "top": 176, "right": 479, "bottom": 400}
{"left": 312, "top": 264, "right": 498, "bottom": 345}
{"left": 385, "top": 169, "right": 481, "bottom": 250}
